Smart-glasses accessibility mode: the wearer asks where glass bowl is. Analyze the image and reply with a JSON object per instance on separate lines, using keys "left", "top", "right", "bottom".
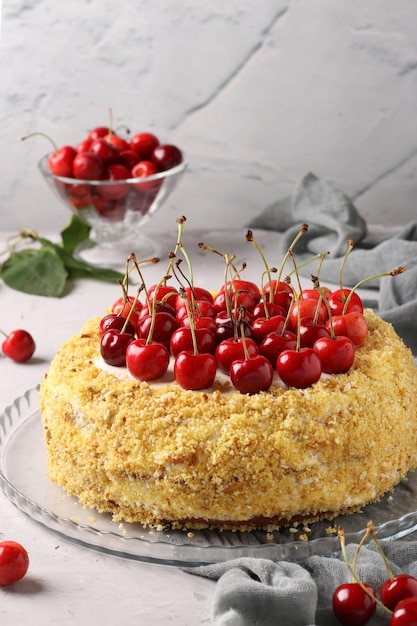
{"left": 38, "top": 154, "right": 187, "bottom": 267}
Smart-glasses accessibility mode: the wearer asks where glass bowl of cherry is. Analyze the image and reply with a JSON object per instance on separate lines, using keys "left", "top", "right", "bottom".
{"left": 36, "top": 128, "right": 186, "bottom": 267}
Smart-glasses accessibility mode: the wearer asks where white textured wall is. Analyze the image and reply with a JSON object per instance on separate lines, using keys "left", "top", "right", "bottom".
{"left": 1, "top": 0, "right": 416, "bottom": 235}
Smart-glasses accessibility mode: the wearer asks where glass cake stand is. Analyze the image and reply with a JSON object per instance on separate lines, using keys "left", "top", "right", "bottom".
{"left": 1, "top": 387, "right": 417, "bottom": 567}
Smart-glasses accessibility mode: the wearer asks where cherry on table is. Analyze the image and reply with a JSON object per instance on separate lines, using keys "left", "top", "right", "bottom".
{"left": 1, "top": 329, "right": 36, "bottom": 362}
{"left": 0, "top": 541, "right": 29, "bottom": 586}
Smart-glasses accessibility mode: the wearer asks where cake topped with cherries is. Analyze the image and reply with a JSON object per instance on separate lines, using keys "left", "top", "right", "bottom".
{"left": 39, "top": 222, "right": 417, "bottom": 531}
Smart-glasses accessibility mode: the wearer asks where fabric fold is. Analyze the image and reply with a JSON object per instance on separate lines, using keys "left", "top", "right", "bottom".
{"left": 185, "top": 540, "right": 417, "bottom": 626}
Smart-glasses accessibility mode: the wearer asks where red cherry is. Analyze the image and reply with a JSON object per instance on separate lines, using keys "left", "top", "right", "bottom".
{"left": 215, "top": 320, "right": 253, "bottom": 344}
{"left": 215, "top": 309, "right": 253, "bottom": 327}
{"left": 174, "top": 351, "right": 217, "bottom": 390}
{"left": 313, "top": 335, "right": 355, "bottom": 374}
{"left": 137, "top": 311, "right": 179, "bottom": 348}
{"left": 48, "top": 145, "right": 77, "bottom": 177}
{"left": 213, "top": 290, "right": 256, "bottom": 314}
{"left": 182, "top": 286, "right": 213, "bottom": 306}
{"left": 104, "top": 133, "right": 130, "bottom": 152}
{"left": 259, "top": 330, "right": 297, "bottom": 367}
{"left": 126, "top": 338, "right": 170, "bottom": 381}
{"left": 277, "top": 347, "right": 322, "bottom": 388}
{"left": 332, "top": 582, "right": 376, "bottom": 626}
{"left": 0, "top": 541, "right": 29, "bottom": 586}
{"left": 251, "top": 315, "right": 286, "bottom": 344}
{"left": 131, "top": 160, "right": 160, "bottom": 192}
{"left": 75, "top": 138, "right": 92, "bottom": 154}
{"left": 130, "top": 132, "right": 160, "bottom": 160}
{"left": 390, "top": 597, "right": 417, "bottom": 626}
{"left": 215, "top": 337, "right": 259, "bottom": 374}
{"left": 170, "top": 327, "right": 215, "bottom": 357}
{"left": 151, "top": 144, "right": 183, "bottom": 171}
{"left": 89, "top": 138, "right": 120, "bottom": 165}
{"left": 148, "top": 284, "right": 179, "bottom": 310}
{"left": 194, "top": 300, "right": 217, "bottom": 319}
{"left": 183, "top": 315, "right": 217, "bottom": 334}
{"left": 229, "top": 354, "right": 273, "bottom": 394}
{"left": 2, "top": 329, "right": 36, "bottom": 362}
{"left": 72, "top": 152, "right": 106, "bottom": 180}
{"left": 138, "top": 301, "right": 176, "bottom": 321}
{"left": 299, "top": 320, "right": 330, "bottom": 348}
{"left": 328, "top": 288, "right": 364, "bottom": 316}
{"left": 252, "top": 300, "right": 286, "bottom": 321}
{"left": 112, "top": 296, "right": 143, "bottom": 328}
{"left": 289, "top": 298, "right": 328, "bottom": 331}
{"left": 100, "top": 329, "right": 136, "bottom": 366}
{"left": 92, "top": 195, "right": 126, "bottom": 222}
{"left": 119, "top": 149, "right": 139, "bottom": 169}
{"left": 380, "top": 574, "right": 417, "bottom": 611}
{"left": 98, "top": 163, "right": 131, "bottom": 199}
{"left": 329, "top": 311, "right": 368, "bottom": 347}
{"left": 99, "top": 314, "right": 136, "bottom": 338}
{"left": 220, "top": 279, "right": 261, "bottom": 302}
{"left": 263, "top": 280, "right": 293, "bottom": 311}
{"left": 87, "top": 126, "right": 109, "bottom": 141}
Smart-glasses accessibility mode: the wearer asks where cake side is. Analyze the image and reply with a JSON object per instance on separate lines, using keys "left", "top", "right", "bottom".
{"left": 39, "top": 309, "right": 417, "bottom": 531}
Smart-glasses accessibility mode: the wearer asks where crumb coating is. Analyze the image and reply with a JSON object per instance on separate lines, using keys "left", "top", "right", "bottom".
{"left": 39, "top": 309, "right": 417, "bottom": 531}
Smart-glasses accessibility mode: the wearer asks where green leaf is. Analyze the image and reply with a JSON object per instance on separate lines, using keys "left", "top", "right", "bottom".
{"left": 36, "top": 237, "right": 124, "bottom": 283}
{"left": 60, "top": 214, "right": 91, "bottom": 254}
{"left": 1, "top": 247, "right": 68, "bottom": 297}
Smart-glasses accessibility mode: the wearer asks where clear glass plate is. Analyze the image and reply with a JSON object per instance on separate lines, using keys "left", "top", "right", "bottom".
{"left": 1, "top": 387, "right": 417, "bottom": 567}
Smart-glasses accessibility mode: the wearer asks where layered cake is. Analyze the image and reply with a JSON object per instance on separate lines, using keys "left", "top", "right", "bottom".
{"left": 39, "top": 307, "right": 417, "bottom": 531}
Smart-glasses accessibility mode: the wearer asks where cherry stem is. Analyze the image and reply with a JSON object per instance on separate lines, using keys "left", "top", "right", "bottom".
{"left": 21, "top": 131, "right": 59, "bottom": 154}
{"left": 312, "top": 275, "right": 336, "bottom": 339}
{"left": 245, "top": 230, "right": 273, "bottom": 303}
{"left": 338, "top": 239, "right": 355, "bottom": 298}
{"left": 180, "top": 289, "right": 198, "bottom": 355}
{"left": 145, "top": 276, "right": 169, "bottom": 345}
{"left": 121, "top": 284, "right": 144, "bottom": 335}
{"left": 238, "top": 309, "right": 250, "bottom": 360}
{"left": 276, "top": 223, "right": 308, "bottom": 288}
{"left": 342, "top": 267, "right": 406, "bottom": 315}
{"left": 367, "top": 521, "right": 395, "bottom": 580}
{"left": 165, "top": 216, "right": 186, "bottom": 278}
{"left": 173, "top": 259, "right": 200, "bottom": 315}
{"left": 288, "top": 249, "right": 303, "bottom": 299}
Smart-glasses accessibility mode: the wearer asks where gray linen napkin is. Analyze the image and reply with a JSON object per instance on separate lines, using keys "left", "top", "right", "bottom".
{"left": 247, "top": 173, "right": 417, "bottom": 353}
{"left": 185, "top": 540, "right": 417, "bottom": 626}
